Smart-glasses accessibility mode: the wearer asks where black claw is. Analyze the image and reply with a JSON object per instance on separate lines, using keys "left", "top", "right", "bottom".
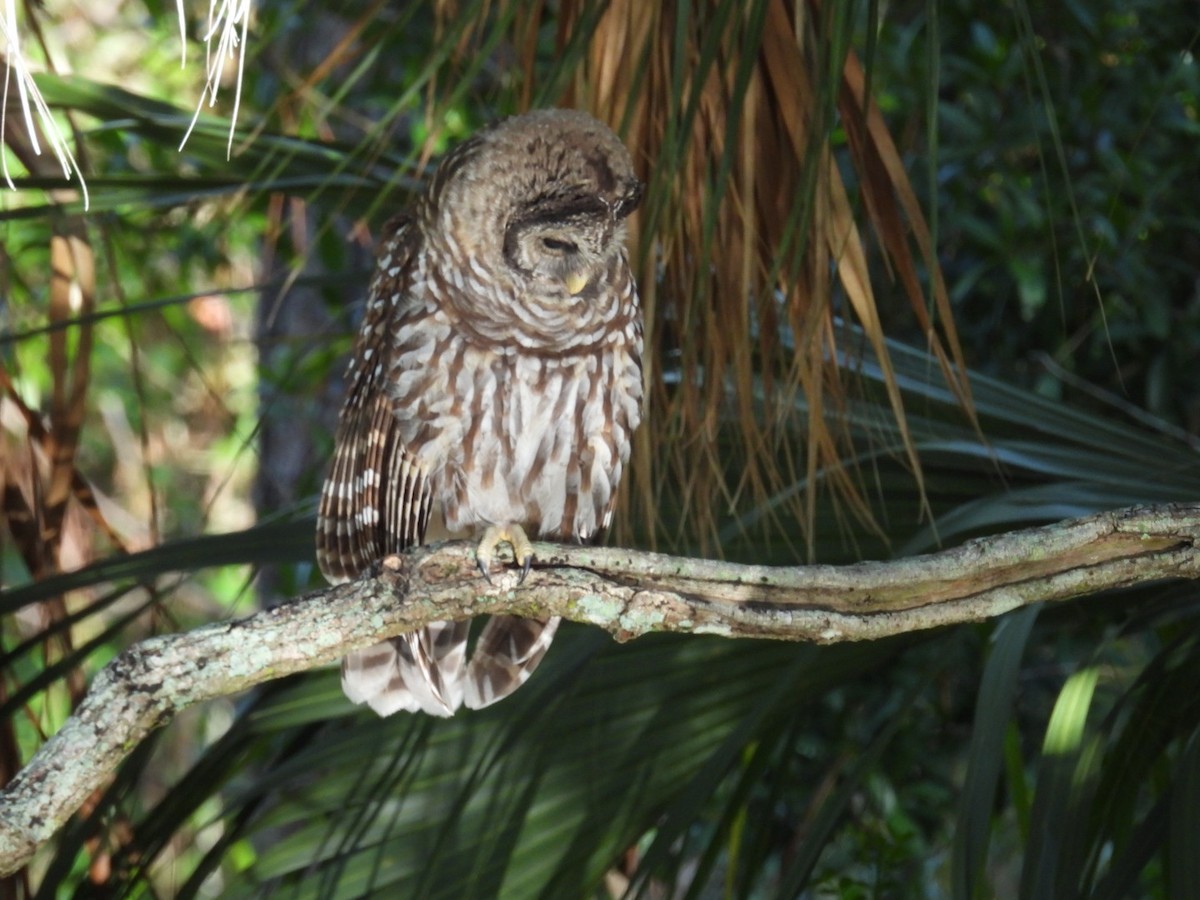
{"left": 518, "top": 554, "right": 533, "bottom": 585}
{"left": 477, "top": 557, "right": 494, "bottom": 584}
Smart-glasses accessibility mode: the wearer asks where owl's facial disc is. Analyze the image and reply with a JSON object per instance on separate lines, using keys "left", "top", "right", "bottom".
{"left": 501, "top": 175, "right": 642, "bottom": 298}
{"left": 504, "top": 214, "right": 608, "bottom": 296}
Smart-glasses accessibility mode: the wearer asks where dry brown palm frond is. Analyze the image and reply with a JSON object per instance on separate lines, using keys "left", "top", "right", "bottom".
{"left": 44, "top": 229, "right": 95, "bottom": 549}
{"left": 1, "top": 50, "right": 106, "bottom": 576}
{"left": 510, "top": 0, "right": 976, "bottom": 560}
{"left": 0, "top": 64, "right": 124, "bottom": 761}
{"left": 0, "top": 107, "right": 147, "bottom": 890}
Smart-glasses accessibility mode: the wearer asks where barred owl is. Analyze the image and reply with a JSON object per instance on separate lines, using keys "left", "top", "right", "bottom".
{"left": 316, "top": 109, "right": 644, "bottom": 717}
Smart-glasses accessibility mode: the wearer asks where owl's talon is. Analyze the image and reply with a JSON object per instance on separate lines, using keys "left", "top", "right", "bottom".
{"left": 477, "top": 556, "right": 494, "bottom": 584}
{"left": 476, "top": 524, "right": 534, "bottom": 584}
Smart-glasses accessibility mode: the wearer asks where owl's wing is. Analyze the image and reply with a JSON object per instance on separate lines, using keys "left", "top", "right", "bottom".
{"left": 316, "top": 216, "right": 432, "bottom": 582}
{"left": 316, "top": 216, "right": 471, "bottom": 718}
{"left": 315, "top": 387, "right": 433, "bottom": 581}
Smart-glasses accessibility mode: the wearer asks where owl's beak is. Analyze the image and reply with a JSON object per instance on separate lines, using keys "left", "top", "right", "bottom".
{"left": 565, "top": 271, "right": 589, "bottom": 295}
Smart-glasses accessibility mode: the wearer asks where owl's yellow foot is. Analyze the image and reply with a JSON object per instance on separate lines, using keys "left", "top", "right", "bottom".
{"left": 476, "top": 524, "right": 534, "bottom": 584}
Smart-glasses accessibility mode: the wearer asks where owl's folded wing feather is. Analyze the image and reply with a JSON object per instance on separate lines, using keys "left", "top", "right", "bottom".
{"left": 316, "top": 216, "right": 473, "bottom": 717}
{"left": 315, "top": 390, "right": 433, "bottom": 581}
{"left": 316, "top": 216, "right": 431, "bottom": 582}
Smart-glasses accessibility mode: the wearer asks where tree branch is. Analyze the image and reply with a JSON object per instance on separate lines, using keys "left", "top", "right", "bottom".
{"left": 2, "top": 502, "right": 1198, "bottom": 873}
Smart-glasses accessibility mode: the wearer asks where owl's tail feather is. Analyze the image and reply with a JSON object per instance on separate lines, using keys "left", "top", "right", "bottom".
{"left": 342, "top": 620, "right": 469, "bottom": 717}
{"left": 341, "top": 615, "right": 560, "bottom": 716}
{"left": 463, "top": 615, "right": 561, "bottom": 709}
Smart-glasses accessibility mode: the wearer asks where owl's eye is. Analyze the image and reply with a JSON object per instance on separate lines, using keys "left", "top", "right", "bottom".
{"left": 541, "top": 237, "right": 578, "bottom": 254}
{"left": 613, "top": 182, "right": 644, "bottom": 218}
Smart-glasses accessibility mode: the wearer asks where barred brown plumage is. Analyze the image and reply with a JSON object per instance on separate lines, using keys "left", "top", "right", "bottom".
{"left": 316, "top": 109, "right": 644, "bottom": 717}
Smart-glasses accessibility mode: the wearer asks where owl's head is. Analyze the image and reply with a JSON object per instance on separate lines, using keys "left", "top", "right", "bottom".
{"left": 424, "top": 109, "right": 643, "bottom": 309}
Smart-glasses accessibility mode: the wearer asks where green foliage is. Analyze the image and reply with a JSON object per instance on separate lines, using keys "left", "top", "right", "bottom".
{"left": 876, "top": 0, "right": 1200, "bottom": 430}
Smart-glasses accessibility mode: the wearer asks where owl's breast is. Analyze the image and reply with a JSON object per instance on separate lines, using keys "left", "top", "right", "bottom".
{"left": 433, "top": 336, "right": 641, "bottom": 541}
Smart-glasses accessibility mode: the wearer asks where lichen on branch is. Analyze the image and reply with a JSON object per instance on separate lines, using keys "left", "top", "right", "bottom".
{"left": 1, "top": 503, "right": 1198, "bottom": 876}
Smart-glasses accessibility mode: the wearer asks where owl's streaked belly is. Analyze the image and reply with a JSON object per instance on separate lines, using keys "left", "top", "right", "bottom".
{"left": 433, "top": 339, "right": 640, "bottom": 541}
